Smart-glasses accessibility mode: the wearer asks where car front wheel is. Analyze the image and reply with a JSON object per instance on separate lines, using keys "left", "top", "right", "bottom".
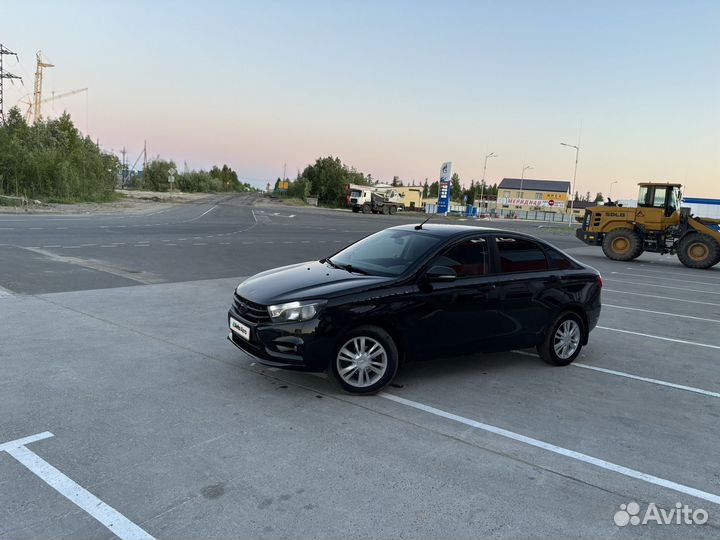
{"left": 537, "top": 312, "right": 584, "bottom": 366}
{"left": 331, "top": 326, "right": 398, "bottom": 394}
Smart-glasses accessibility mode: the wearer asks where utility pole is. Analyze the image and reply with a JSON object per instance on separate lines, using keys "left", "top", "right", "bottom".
{"left": 32, "top": 51, "right": 54, "bottom": 124}
{"left": 121, "top": 147, "right": 127, "bottom": 187}
{"left": 0, "top": 44, "right": 21, "bottom": 124}
{"left": 283, "top": 162, "right": 287, "bottom": 182}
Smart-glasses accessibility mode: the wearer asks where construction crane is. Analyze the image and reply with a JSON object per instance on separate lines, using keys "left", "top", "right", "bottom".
{"left": 21, "top": 87, "right": 88, "bottom": 123}
{"left": 31, "top": 50, "right": 53, "bottom": 124}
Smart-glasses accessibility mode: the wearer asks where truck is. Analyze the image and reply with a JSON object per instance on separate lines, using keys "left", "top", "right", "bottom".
{"left": 576, "top": 182, "right": 720, "bottom": 269}
{"left": 349, "top": 186, "right": 404, "bottom": 215}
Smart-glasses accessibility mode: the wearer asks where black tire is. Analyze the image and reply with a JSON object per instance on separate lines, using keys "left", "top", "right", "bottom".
{"left": 537, "top": 312, "right": 585, "bottom": 367}
{"left": 361, "top": 203, "right": 371, "bottom": 214}
{"left": 601, "top": 228, "right": 643, "bottom": 261}
{"left": 330, "top": 326, "right": 399, "bottom": 394}
{"left": 677, "top": 232, "right": 720, "bottom": 269}
{"left": 381, "top": 205, "right": 390, "bottom": 215}
{"left": 389, "top": 205, "right": 397, "bottom": 215}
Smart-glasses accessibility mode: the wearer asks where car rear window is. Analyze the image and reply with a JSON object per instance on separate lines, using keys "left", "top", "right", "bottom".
{"left": 496, "top": 237, "right": 549, "bottom": 273}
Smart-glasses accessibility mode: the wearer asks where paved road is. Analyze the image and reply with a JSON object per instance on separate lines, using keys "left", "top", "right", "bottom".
{"left": 2, "top": 194, "right": 719, "bottom": 539}
{"left": 0, "top": 194, "right": 580, "bottom": 295}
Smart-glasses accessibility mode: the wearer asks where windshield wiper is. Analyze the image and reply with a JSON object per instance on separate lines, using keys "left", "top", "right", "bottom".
{"left": 333, "top": 262, "right": 372, "bottom": 276}
{"left": 323, "top": 258, "right": 342, "bottom": 270}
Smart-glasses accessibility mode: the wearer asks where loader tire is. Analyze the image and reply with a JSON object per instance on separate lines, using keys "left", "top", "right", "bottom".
{"left": 677, "top": 233, "right": 720, "bottom": 269}
{"left": 601, "top": 228, "right": 643, "bottom": 261}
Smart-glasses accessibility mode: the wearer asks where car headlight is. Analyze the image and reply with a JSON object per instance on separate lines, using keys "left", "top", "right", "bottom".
{"left": 267, "top": 300, "right": 326, "bottom": 323}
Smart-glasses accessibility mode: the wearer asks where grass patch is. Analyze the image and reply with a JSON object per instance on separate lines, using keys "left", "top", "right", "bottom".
{"left": 276, "top": 197, "right": 310, "bottom": 207}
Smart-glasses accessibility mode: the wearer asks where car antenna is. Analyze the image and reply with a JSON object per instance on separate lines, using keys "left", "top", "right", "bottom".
{"left": 415, "top": 213, "right": 433, "bottom": 230}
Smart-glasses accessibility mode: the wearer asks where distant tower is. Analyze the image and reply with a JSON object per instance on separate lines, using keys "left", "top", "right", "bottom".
{"left": 32, "top": 51, "right": 54, "bottom": 124}
{"left": 0, "top": 44, "right": 21, "bottom": 123}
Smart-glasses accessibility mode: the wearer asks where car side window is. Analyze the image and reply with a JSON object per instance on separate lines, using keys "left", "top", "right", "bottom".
{"left": 495, "top": 237, "right": 549, "bottom": 273}
{"left": 436, "top": 237, "right": 489, "bottom": 277}
{"left": 545, "top": 247, "right": 574, "bottom": 270}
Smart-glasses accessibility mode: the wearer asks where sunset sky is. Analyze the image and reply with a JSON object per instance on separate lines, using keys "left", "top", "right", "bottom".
{"left": 2, "top": 0, "right": 718, "bottom": 198}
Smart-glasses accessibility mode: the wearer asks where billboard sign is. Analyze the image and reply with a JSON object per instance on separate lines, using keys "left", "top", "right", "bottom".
{"left": 502, "top": 197, "right": 565, "bottom": 208}
{"left": 437, "top": 161, "right": 452, "bottom": 214}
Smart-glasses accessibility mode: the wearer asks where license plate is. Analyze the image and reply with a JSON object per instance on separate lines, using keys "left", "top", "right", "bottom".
{"left": 229, "top": 317, "right": 250, "bottom": 340}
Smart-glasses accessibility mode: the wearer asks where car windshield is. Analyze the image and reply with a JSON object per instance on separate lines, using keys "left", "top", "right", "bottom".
{"left": 328, "top": 229, "right": 441, "bottom": 276}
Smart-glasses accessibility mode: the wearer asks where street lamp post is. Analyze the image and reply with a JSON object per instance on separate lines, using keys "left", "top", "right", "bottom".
{"left": 560, "top": 142, "right": 580, "bottom": 226}
{"left": 609, "top": 180, "right": 618, "bottom": 201}
{"left": 480, "top": 152, "right": 497, "bottom": 214}
{"left": 520, "top": 164, "right": 533, "bottom": 198}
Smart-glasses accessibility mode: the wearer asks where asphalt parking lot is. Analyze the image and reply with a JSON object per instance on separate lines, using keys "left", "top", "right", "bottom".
{"left": 2, "top": 195, "right": 719, "bottom": 538}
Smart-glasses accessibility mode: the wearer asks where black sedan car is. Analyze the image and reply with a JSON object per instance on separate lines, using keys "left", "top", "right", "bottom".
{"left": 228, "top": 224, "right": 601, "bottom": 394}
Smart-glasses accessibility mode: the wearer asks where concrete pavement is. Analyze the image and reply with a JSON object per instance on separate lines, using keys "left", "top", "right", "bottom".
{"left": 1, "top": 194, "right": 719, "bottom": 538}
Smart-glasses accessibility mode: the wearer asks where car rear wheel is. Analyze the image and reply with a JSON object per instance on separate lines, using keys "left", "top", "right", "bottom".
{"left": 331, "top": 326, "right": 398, "bottom": 394}
{"left": 537, "top": 312, "right": 584, "bottom": 366}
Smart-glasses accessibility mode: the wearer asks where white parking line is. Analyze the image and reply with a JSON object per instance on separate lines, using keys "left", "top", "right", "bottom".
{"left": 0, "top": 432, "right": 155, "bottom": 540}
{"left": 603, "top": 289, "right": 720, "bottom": 307}
{"left": 511, "top": 349, "right": 720, "bottom": 398}
{"left": 612, "top": 271, "right": 720, "bottom": 287}
{"left": 606, "top": 278, "right": 720, "bottom": 296}
{"left": 604, "top": 304, "right": 720, "bottom": 323}
{"left": 379, "top": 393, "right": 720, "bottom": 505}
{"left": 626, "top": 266, "right": 720, "bottom": 282}
{"left": 573, "top": 364, "right": 720, "bottom": 399}
{"left": 597, "top": 326, "right": 720, "bottom": 350}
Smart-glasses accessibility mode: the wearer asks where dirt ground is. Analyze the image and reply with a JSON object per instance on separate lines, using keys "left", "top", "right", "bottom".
{"left": 0, "top": 190, "right": 212, "bottom": 216}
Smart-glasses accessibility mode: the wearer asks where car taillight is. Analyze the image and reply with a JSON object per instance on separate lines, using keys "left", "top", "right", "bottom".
{"left": 597, "top": 275, "right": 603, "bottom": 289}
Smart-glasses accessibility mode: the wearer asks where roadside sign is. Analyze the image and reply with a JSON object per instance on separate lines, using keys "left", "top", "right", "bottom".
{"left": 437, "top": 162, "right": 452, "bottom": 214}
{"left": 548, "top": 200, "right": 555, "bottom": 207}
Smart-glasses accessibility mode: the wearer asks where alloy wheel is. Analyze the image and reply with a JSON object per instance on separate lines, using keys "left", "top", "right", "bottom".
{"left": 336, "top": 336, "right": 388, "bottom": 388}
{"left": 553, "top": 319, "right": 580, "bottom": 360}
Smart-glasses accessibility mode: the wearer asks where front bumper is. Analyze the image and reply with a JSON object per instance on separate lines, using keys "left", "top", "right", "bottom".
{"left": 227, "top": 307, "right": 333, "bottom": 372}
{"left": 575, "top": 228, "right": 602, "bottom": 246}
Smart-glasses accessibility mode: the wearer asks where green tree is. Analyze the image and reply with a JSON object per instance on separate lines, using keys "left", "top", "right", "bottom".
{"left": 594, "top": 192, "right": 603, "bottom": 202}
{"left": 450, "top": 172, "right": 462, "bottom": 202}
{"left": 297, "top": 156, "right": 369, "bottom": 205}
{"left": 422, "top": 179, "right": 429, "bottom": 198}
{"left": 429, "top": 181, "right": 439, "bottom": 198}
{"left": 143, "top": 159, "right": 176, "bottom": 192}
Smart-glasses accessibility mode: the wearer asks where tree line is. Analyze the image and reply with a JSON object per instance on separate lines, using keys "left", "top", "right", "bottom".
{"left": 0, "top": 107, "right": 255, "bottom": 202}
{"left": 0, "top": 108, "right": 120, "bottom": 202}
{"left": 127, "top": 160, "right": 254, "bottom": 193}
{"left": 275, "top": 156, "right": 502, "bottom": 206}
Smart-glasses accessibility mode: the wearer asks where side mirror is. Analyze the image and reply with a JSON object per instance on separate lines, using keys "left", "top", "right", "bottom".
{"left": 425, "top": 265, "right": 457, "bottom": 282}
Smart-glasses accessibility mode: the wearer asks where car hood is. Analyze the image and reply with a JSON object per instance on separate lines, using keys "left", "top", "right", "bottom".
{"left": 236, "top": 260, "right": 394, "bottom": 305}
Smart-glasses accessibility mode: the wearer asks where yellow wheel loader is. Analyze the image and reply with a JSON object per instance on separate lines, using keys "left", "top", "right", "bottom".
{"left": 576, "top": 183, "right": 720, "bottom": 269}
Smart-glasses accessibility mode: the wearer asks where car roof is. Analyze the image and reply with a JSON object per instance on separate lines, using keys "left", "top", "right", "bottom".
{"left": 390, "top": 223, "right": 506, "bottom": 236}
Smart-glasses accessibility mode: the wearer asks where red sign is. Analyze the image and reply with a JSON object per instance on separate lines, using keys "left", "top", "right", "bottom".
{"left": 548, "top": 200, "right": 555, "bottom": 207}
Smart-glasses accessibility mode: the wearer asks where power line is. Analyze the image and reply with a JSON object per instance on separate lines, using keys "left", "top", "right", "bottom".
{"left": 0, "top": 44, "right": 22, "bottom": 123}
